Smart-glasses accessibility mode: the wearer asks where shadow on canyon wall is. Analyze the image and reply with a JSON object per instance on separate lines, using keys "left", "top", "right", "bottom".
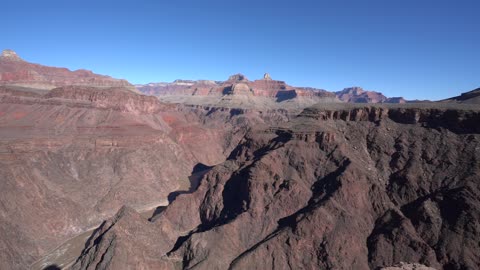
{"left": 148, "top": 163, "right": 213, "bottom": 221}
{"left": 43, "top": 264, "right": 61, "bottom": 270}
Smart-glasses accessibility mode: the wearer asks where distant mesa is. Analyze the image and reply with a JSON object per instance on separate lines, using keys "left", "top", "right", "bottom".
{"left": 336, "top": 87, "right": 388, "bottom": 103}
{"left": 0, "top": 50, "right": 421, "bottom": 104}
{"left": 136, "top": 72, "right": 340, "bottom": 105}
{"left": 136, "top": 74, "right": 413, "bottom": 104}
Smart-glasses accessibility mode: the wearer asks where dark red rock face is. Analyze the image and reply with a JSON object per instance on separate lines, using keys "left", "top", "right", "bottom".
{"left": 73, "top": 105, "right": 480, "bottom": 270}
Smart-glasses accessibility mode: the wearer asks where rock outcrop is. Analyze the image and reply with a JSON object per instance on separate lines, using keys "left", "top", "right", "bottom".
{"left": 441, "top": 87, "right": 480, "bottom": 104}
{"left": 336, "top": 86, "right": 389, "bottom": 103}
{"left": 72, "top": 206, "right": 176, "bottom": 269}
{"left": 335, "top": 87, "right": 413, "bottom": 104}
{"left": 228, "top": 73, "right": 248, "bottom": 82}
{"left": 0, "top": 49, "right": 23, "bottom": 61}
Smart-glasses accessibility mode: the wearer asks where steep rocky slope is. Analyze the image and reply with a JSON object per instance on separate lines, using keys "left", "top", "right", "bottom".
{"left": 441, "top": 88, "right": 480, "bottom": 104}
{"left": 0, "top": 84, "right": 295, "bottom": 269}
{"left": 0, "top": 86, "right": 187, "bottom": 269}
{"left": 72, "top": 103, "right": 480, "bottom": 270}
{"left": 0, "top": 50, "right": 134, "bottom": 90}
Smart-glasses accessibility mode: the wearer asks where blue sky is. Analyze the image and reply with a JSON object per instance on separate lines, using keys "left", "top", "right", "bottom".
{"left": 2, "top": 0, "right": 479, "bottom": 100}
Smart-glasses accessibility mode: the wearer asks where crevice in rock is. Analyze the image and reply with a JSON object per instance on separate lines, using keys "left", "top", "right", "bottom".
{"left": 94, "top": 237, "right": 116, "bottom": 270}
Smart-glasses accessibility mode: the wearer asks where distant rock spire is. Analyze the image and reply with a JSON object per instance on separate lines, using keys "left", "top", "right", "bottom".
{"left": 1, "top": 49, "right": 23, "bottom": 61}
{"left": 264, "top": 73, "right": 272, "bottom": 80}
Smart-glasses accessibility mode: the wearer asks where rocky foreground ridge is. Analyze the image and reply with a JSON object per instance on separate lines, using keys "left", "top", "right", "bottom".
{"left": 72, "top": 104, "right": 480, "bottom": 270}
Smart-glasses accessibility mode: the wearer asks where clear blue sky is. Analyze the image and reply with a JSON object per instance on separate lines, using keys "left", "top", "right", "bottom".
{"left": 2, "top": 0, "right": 479, "bottom": 100}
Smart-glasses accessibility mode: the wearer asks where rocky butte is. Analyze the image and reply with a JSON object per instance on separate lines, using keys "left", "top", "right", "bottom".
{"left": 0, "top": 50, "right": 479, "bottom": 270}
{"left": 135, "top": 72, "right": 340, "bottom": 110}
{"left": 136, "top": 77, "right": 420, "bottom": 106}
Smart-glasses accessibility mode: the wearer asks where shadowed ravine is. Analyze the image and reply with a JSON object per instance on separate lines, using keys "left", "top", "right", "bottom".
{"left": 30, "top": 164, "right": 212, "bottom": 270}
